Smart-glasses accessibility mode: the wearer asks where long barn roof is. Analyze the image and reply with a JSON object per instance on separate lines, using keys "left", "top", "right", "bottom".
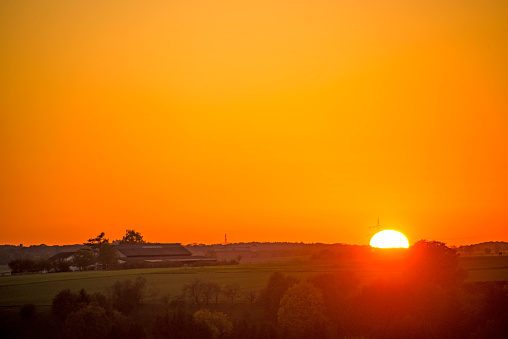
{"left": 117, "top": 255, "right": 215, "bottom": 262}
{"left": 48, "top": 251, "right": 76, "bottom": 260}
{"left": 114, "top": 243, "right": 191, "bottom": 257}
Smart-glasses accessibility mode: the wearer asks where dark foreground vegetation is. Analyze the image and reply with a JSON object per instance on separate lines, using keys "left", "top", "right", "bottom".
{"left": 1, "top": 240, "right": 508, "bottom": 338}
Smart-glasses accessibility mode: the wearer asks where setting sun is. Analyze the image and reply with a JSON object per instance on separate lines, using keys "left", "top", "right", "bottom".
{"left": 370, "top": 230, "right": 409, "bottom": 248}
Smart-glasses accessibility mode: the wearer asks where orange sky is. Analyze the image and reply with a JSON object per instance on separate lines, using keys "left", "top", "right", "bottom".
{"left": 1, "top": 0, "right": 507, "bottom": 246}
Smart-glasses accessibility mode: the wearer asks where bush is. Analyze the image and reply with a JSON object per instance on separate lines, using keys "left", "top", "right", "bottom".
{"left": 8, "top": 259, "right": 41, "bottom": 274}
{"left": 62, "top": 304, "right": 111, "bottom": 339}
{"left": 277, "top": 282, "right": 329, "bottom": 339}
{"left": 51, "top": 288, "right": 111, "bottom": 322}
{"left": 194, "top": 309, "right": 232, "bottom": 339}
{"left": 258, "top": 272, "right": 299, "bottom": 319}
{"left": 183, "top": 279, "right": 206, "bottom": 307}
{"left": 405, "top": 240, "right": 467, "bottom": 288}
{"left": 110, "top": 277, "right": 146, "bottom": 314}
{"left": 152, "top": 309, "right": 212, "bottom": 339}
{"left": 19, "top": 303, "right": 36, "bottom": 320}
{"left": 51, "top": 289, "right": 80, "bottom": 321}
{"left": 51, "top": 259, "right": 71, "bottom": 272}
{"left": 223, "top": 283, "right": 240, "bottom": 304}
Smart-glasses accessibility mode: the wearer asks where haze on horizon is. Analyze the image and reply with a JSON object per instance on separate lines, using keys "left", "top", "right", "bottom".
{"left": 1, "top": 0, "right": 507, "bottom": 247}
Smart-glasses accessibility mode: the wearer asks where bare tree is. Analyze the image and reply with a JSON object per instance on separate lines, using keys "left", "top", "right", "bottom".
{"left": 183, "top": 279, "right": 205, "bottom": 307}
{"left": 202, "top": 281, "right": 221, "bottom": 307}
{"left": 222, "top": 283, "right": 240, "bottom": 304}
{"left": 245, "top": 291, "right": 257, "bottom": 304}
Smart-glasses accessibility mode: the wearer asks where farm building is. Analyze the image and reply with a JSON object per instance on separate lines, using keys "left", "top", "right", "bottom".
{"left": 48, "top": 251, "right": 81, "bottom": 271}
{"left": 113, "top": 243, "right": 215, "bottom": 264}
{"left": 48, "top": 251, "right": 75, "bottom": 262}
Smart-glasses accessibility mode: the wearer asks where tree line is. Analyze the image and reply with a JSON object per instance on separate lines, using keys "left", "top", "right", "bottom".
{"left": 7, "top": 229, "right": 146, "bottom": 274}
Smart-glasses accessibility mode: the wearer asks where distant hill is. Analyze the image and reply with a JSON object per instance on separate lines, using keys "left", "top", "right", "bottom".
{"left": 457, "top": 241, "right": 508, "bottom": 256}
{"left": 0, "top": 242, "right": 353, "bottom": 265}
{"left": 2, "top": 240, "right": 506, "bottom": 265}
{"left": 185, "top": 242, "right": 368, "bottom": 264}
{"left": 0, "top": 244, "right": 85, "bottom": 265}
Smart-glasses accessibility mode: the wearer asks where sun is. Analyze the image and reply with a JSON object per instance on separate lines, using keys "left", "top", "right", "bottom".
{"left": 370, "top": 230, "right": 409, "bottom": 248}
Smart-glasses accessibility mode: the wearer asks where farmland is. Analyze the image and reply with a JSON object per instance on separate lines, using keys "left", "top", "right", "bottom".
{"left": 1, "top": 248, "right": 508, "bottom": 338}
{"left": 1, "top": 255, "right": 507, "bottom": 309}
{"left": 0, "top": 261, "right": 337, "bottom": 308}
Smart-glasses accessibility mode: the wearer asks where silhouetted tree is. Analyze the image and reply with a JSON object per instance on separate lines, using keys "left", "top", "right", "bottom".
{"left": 72, "top": 249, "right": 94, "bottom": 270}
{"left": 152, "top": 309, "right": 212, "bottom": 339}
{"left": 183, "top": 279, "right": 207, "bottom": 307}
{"left": 405, "top": 240, "right": 467, "bottom": 288}
{"left": 194, "top": 309, "right": 232, "bottom": 339}
{"left": 109, "top": 277, "right": 146, "bottom": 314}
{"left": 494, "top": 243, "right": 501, "bottom": 255}
{"left": 51, "top": 289, "right": 80, "bottom": 321}
{"left": 120, "top": 229, "right": 146, "bottom": 244}
{"left": 83, "top": 232, "right": 118, "bottom": 268}
{"left": 37, "top": 259, "right": 52, "bottom": 272}
{"left": 62, "top": 303, "right": 112, "bottom": 339}
{"left": 51, "top": 288, "right": 104, "bottom": 322}
{"left": 51, "top": 259, "right": 71, "bottom": 272}
{"left": 8, "top": 259, "right": 26, "bottom": 274}
{"left": 223, "top": 283, "right": 240, "bottom": 304}
{"left": 202, "top": 282, "right": 221, "bottom": 307}
{"left": 245, "top": 291, "right": 257, "bottom": 304}
{"left": 309, "top": 271, "right": 358, "bottom": 336}
{"left": 463, "top": 245, "right": 474, "bottom": 256}
{"left": 258, "top": 272, "right": 299, "bottom": 319}
{"left": 84, "top": 232, "right": 109, "bottom": 259}
{"left": 8, "top": 258, "right": 47, "bottom": 274}
{"left": 277, "top": 282, "right": 329, "bottom": 339}
{"left": 97, "top": 243, "right": 118, "bottom": 268}
{"left": 19, "top": 304, "right": 36, "bottom": 320}
{"left": 348, "top": 264, "right": 470, "bottom": 339}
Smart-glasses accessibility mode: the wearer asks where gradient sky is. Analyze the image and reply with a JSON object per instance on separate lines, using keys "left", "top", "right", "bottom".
{"left": 1, "top": 0, "right": 507, "bottom": 246}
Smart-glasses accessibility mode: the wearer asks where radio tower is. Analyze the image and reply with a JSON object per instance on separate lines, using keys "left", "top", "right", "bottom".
{"left": 369, "top": 218, "right": 382, "bottom": 234}
{"left": 224, "top": 233, "right": 228, "bottom": 245}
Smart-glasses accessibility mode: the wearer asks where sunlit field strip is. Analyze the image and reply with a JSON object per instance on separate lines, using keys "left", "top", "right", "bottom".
{"left": 1, "top": 257, "right": 508, "bottom": 310}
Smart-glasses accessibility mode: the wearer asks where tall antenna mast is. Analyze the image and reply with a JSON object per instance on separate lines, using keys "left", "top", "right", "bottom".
{"left": 369, "top": 218, "right": 382, "bottom": 234}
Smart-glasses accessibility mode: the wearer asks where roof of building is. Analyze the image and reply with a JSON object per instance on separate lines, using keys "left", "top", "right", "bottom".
{"left": 117, "top": 255, "right": 215, "bottom": 263}
{"left": 114, "top": 243, "right": 192, "bottom": 257}
{"left": 49, "top": 251, "right": 76, "bottom": 260}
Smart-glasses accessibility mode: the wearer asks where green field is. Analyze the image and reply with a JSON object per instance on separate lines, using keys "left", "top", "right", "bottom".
{"left": 0, "top": 262, "right": 324, "bottom": 307}
{"left": 459, "top": 255, "right": 508, "bottom": 282}
{"left": 1, "top": 256, "right": 507, "bottom": 309}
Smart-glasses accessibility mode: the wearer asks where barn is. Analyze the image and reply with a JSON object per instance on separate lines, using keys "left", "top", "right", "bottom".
{"left": 48, "top": 251, "right": 81, "bottom": 271}
{"left": 113, "top": 243, "right": 215, "bottom": 264}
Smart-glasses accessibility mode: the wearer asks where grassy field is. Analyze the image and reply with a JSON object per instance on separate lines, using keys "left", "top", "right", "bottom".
{"left": 459, "top": 255, "right": 508, "bottom": 281}
{"left": 0, "top": 261, "right": 331, "bottom": 308}
{"left": 1, "top": 256, "right": 507, "bottom": 310}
